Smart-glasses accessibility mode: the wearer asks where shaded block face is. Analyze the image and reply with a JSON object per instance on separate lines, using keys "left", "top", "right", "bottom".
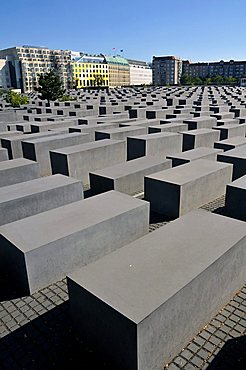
{"left": 225, "top": 176, "right": 246, "bottom": 221}
{"left": 67, "top": 210, "right": 246, "bottom": 370}
{"left": 68, "top": 280, "right": 138, "bottom": 370}
{"left": 0, "top": 191, "right": 149, "bottom": 294}
{"left": 217, "top": 145, "right": 246, "bottom": 180}
{"left": 144, "top": 159, "right": 233, "bottom": 218}
{"left": 127, "top": 138, "right": 146, "bottom": 160}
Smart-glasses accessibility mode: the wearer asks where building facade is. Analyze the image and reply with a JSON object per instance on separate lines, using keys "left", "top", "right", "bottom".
{"left": 182, "top": 59, "right": 246, "bottom": 80}
{"left": 71, "top": 54, "right": 109, "bottom": 88}
{"left": 104, "top": 56, "right": 130, "bottom": 87}
{"left": 0, "top": 46, "right": 71, "bottom": 93}
{"left": 0, "top": 59, "right": 11, "bottom": 89}
{"left": 152, "top": 56, "right": 182, "bottom": 85}
{"left": 127, "top": 59, "right": 152, "bottom": 85}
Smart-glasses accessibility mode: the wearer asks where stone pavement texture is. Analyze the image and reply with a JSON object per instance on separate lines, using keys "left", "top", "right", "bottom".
{"left": 0, "top": 196, "right": 245, "bottom": 370}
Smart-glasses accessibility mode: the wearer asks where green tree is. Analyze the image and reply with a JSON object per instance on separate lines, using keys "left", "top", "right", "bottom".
{"left": 212, "top": 75, "right": 224, "bottom": 85}
{"left": 5, "top": 90, "right": 29, "bottom": 107}
{"left": 37, "top": 69, "right": 65, "bottom": 103}
{"left": 204, "top": 77, "right": 212, "bottom": 85}
{"left": 180, "top": 74, "right": 192, "bottom": 85}
{"left": 192, "top": 77, "right": 203, "bottom": 85}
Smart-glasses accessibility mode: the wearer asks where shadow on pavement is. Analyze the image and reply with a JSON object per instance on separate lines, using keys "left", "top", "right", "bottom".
{"left": 0, "top": 302, "right": 114, "bottom": 370}
{"left": 206, "top": 335, "right": 246, "bottom": 370}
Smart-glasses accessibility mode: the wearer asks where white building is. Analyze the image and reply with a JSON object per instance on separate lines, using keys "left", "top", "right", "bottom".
{"left": 127, "top": 59, "right": 152, "bottom": 86}
{"left": 0, "top": 59, "right": 11, "bottom": 89}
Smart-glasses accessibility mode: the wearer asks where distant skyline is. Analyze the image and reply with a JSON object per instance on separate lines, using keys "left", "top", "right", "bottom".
{"left": 1, "top": 0, "right": 246, "bottom": 62}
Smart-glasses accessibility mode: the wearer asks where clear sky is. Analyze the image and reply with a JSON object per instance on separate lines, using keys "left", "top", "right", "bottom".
{"left": 1, "top": 0, "right": 246, "bottom": 63}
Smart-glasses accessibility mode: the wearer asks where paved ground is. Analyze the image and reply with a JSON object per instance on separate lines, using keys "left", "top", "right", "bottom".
{"left": 0, "top": 196, "right": 245, "bottom": 370}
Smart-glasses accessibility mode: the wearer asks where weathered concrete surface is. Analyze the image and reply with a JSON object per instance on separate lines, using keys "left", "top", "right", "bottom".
{"left": 182, "top": 129, "right": 220, "bottom": 151}
{"left": 50, "top": 139, "right": 126, "bottom": 184}
{"left": 127, "top": 132, "right": 182, "bottom": 160}
{"left": 0, "top": 158, "right": 40, "bottom": 187}
{"left": 95, "top": 126, "right": 147, "bottom": 141}
{"left": 67, "top": 210, "right": 246, "bottom": 370}
{"left": 0, "top": 148, "right": 8, "bottom": 161}
{"left": 166, "top": 147, "right": 222, "bottom": 167}
{"left": 0, "top": 174, "right": 83, "bottom": 226}
{"left": 214, "top": 136, "right": 246, "bottom": 151}
{"left": 144, "top": 159, "right": 233, "bottom": 218}
{"left": 90, "top": 156, "right": 171, "bottom": 195}
{"left": 22, "top": 133, "right": 89, "bottom": 176}
{"left": 0, "top": 191, "right": 149, "bottom": 294}
{"left": 148, "top": 123, "right": 188, "bottom": 134}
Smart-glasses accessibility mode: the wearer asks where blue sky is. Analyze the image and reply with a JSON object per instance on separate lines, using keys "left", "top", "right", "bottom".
{"left": 1, "top": 0, "right": 246, "bottom": 62}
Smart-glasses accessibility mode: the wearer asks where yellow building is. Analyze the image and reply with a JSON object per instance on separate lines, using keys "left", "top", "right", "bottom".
{"left": 71, "top": 55, "right": 109, "bottom": 88}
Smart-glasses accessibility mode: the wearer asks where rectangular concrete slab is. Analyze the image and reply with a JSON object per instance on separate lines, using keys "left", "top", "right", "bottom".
{"left": 166, "top": 147, "right": 222, "bottom": 167}
{"left": 67, "top": 210, "right": 246, "bottom": 370}
{"left": 0, "top": 191, "right": 149, "bottom": 294}
{"left": 50, "top": 139, "right": 126, "bottom": 184}
{"left": 127, "top": 132, "right": 182, "bottom": 160}
{"left": 0, "top": 148, "right": 8, "bottom": 161}
{"left": 182, "top": 129, "right": 220, "bottom": 151}
{"left": 217, "top": 145, "right": 246, "bottom": 180}
{"left": 0, "top": 174, "right": 83, "bottom": 226}
{"left": 95, "top": 126, "right": 147, "bottom": 141}
{"left": 22, "top": 133, "right": 89, "bottom": 176}
{"left": 90, "top": 156, "right": 171, "bottom": 195}
{"left": 144, "top": 159, "right": 233, "bottom": 218}
{"left": 0, "top": 158, "right": 40, "bottom": 187}
{"left": 214, "top": 136, "right": 246, "bottom": 151}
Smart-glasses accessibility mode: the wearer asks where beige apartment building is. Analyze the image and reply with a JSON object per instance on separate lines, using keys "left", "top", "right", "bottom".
{"left": 104, "top": 56, "right": 130, "bottom": 87}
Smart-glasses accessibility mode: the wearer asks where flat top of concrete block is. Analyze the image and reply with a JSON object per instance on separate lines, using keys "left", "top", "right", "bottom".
{"left": 50, "top": 139, "right": 125, "bottom": 154}
{"left": 183, "top": 116, "right": 216, "bottom": 122}
{"left": 31, "top": 120, "right": 76, "bottom": 126}
{"left": 0, "top": 174, "right": 81, "bottom": 202}
{"left": 2, "top": 132, "right": 60, "bottom": 142}
{"left": 218, "top": 145, "right": 246, "bottom": 159}
{"left": 228, "top": 174, "right": 246, "bottom": 189}
{"left": 128, "top": 132, "right": 180, "bottom": 140}
{"left": 90, "top": 156, "right": 171, "bottom": 178}
{"left": 68, "top": 209, "right": 246, "bottom": 323}
{"left": 0, "top": 190, "right": 147, "bottom": 252}
{"left": 22, "top": 132, "right": 85, "bottom": 144}
{"left": 150, "top": 123, "right": 187, "bottom": 129}
{"left": 146, "top": 159, "right": 232, "bottom": 185}
{"left": 182, "top": 128, "right": 219, "bottom": 135}
{"left": 0, "top": 158, "right": 37, "bottom": 170}
{"left": 215, "top": 137, "right": 246, "bottom": 146}
{"left": 166, "top": 147, "right": 222, "bottom": 160}
{"left": 95, "top": 126, "right": 146, "bottom": 134}
{"left": 213, "top": 124, "right": 243, "bottom": 129}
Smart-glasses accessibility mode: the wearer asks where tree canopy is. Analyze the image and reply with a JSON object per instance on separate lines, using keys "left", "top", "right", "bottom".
{"left": 180, "top": 74, "right": 238, "bottom": 86}
{"left": 5, "top": 90, "right": 29, "bottom": 107}
{"left": 37, "top": 69, "right": 65, "bottom": 102}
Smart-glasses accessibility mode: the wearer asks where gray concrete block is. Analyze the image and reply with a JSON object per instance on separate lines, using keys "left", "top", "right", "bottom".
{"left": 0, "top": 158, "right": 40, "bottom": 187}
{"left": 0, "top": 147, "right": 8, "bottom": 161}
{"left": 183, "top": 116, "right": 217, "bottom": 130}
{"left": 0, "top": 191, "right": 149, "bottom": 294}
{"left": 30, "top": 119, "right": 77, "bottom": 133}
{"left": 214, "top": 136, "right": 246, "bottom": 151}
{"left": 166, "top": 147, "right": 222, "bottom": 167}
{"left": 90, "top": 156, "right": 171, "bottom": 195}
{"left": 225, "top": 175, "right": 246, "bottom": 221}
{"left": 182, "top": 129, "right": 220, "bottom": 151}
{"left": 127, "top": 133, "right": 182, "bottom": 161}
{"left": 144, "top": 159, "right": 233, "bottom": 218}
{"left": 217, "top": 145, "right": 246, "bottom": 180}
{"left": 22, "top": 133, "right": 89, "bottom": 176}
{"left": 1, "top": 131, "right": 61, "bottom": 159}
{"left": 95, "top": 126, "right": 147, "bottom": 141}
{"left": 212, "top": 124, "right": 246, "bottom": 140}
{"left": 67, "top": 210, "right": 246, "bottom": 370}
{"left": 148, "top": 123, "right": 188, "bottom": 134}
{"left": 0, "top": 174, "right": 83, "bottom": 226}
{"left": 50, "top": 139, "right": 126, "bottom": 184}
